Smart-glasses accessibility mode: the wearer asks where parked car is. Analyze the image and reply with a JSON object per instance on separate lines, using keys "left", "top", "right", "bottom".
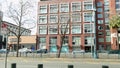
{"left": 72, "top": 50, "right": 85, "bottom": 54}
{"left": 108, "top": 50, "right": 120, "bottom": 54}
{"left": 36, "top": 49, "right": 47, "bottom": 53}
{"left": 0, "top": 49, "right": 7, "bottom": 53}
{"left": 19, "top": 48, "right": 32, "bottom": 53}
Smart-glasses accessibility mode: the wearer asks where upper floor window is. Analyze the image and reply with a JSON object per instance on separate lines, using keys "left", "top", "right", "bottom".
{"left": 72, "top": 13, "right": 81, "bottom": 22}
{"left": 39, "top": 25, "right": 47, "bottom": 34}
{"left": 84, "top": 24, "right": 94, "bottom": 33}
{"left": 50, "top": 4, "right": 58, "bottom": 13}
{"left": 97, "top": 14, "right": 103, "bottom": 18}
{"left": 39, "top": 15, "right": 47, "bottom": 24}
{"left": 97, "top": 8, "right": 102, "bottom": 12}
{"left": 39, "top": 5, "right": 47, "bottom": 13}
{"left": 83, "top": 1, "right": 93, "bottom": 10}
{"left": 72, "top": 24, "right": 81, "bottom": 34}
{"left": 97, "top": 2, "right": 102, "bottom": 7}
{"left": 60, "top": 3, "right": 69, "bottom": 12}
{"left": 60, "top": 24, "right": 69, "bottom": 34}
{"left": 71, "top": 2, "right": 81, "bottom": 11}
{"left": 98, "top": 26, "right": 104, "bottom": 30}
{"left": 49, "top": 14, "right": 58, "bottom": 23}
{"left": 98, "top": 20, "right": 103, "bottom": 24}
{"left": 48, "top": 25, "right": 58, "bottom": 34}
{"left": 60, "top": 14, "right": 69, "bottom": 23}
{"left": 84, "top": 12, "right": 92, "bottom": 22}
{"left": 116, "top": 0, "right": 120, "bottom": 2}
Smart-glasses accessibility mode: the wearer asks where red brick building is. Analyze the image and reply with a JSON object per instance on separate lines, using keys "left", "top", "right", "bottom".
{"left": 37, "top": 0, "right": 120, "bottom": 53}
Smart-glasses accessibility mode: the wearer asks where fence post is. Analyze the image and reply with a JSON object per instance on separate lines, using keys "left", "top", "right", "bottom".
{"left": 11, "top": 63, "right": 16, "bottom": 68}
{"left": 102, "top": 65, "right": 109, "bottom": 68}
{"left": 68, "top": 65, "right": 73, "bottom": 68}
{"left": 38, "top": 64, "right": 43, "bottom": 68}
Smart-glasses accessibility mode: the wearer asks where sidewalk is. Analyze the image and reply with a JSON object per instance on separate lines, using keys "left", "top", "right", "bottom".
{"left": 3, "top": 57, "right": 120, "bottom": 63}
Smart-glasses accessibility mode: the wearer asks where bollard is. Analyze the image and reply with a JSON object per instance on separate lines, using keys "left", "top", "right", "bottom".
{"left": 102, "top": 65, "right": 109, "bottom": 68}
{"left": 68, "top": 65, "right": 73, "bottom": 68}
{"left": 38, "top": 64, "right": 43, "bottom": 68}
{"left": 11, "top": 63, "right": 16, "bottom": 68}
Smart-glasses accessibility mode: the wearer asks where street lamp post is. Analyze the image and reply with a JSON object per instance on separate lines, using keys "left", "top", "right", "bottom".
{"left": 92, "top": 9, "right": 98, "bottom": 59}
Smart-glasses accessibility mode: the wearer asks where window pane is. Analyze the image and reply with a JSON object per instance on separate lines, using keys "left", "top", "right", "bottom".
{"left": 98, "top": 32, "right": 104, "bottom": 36}
{"left": 49, "top": 15, "right": 58, "bottom": 23}
{"left": 85, "top": 36, "right": 94, "bottom": 45}
{"left": 84, "top": 12, "right": 92, "bottom": 22}
{"left": 50, "top": 4, "right": 58, "bottom": 13}
{"left": 39, "top": 37, "right": 46, "bottom": 47}
{"left": 106, "top": 36, "right": 111, "bottom": 42}
{"left": 60, "top": 14, "right": 69, "bottom": 23}
{"left": 48, "top": 25, "right": 58, "bottom": 34}
{"left": 72, "top": 2, "right": 81, "bottom": 11}
{"left": 40, "top": 5, "right": 47, "bottom": 13}
{"left": 39, "top": 26, "right": 47, "bottom": 34}
{"left": 49, "top": 37, "right": 57, "bottom": 45}
{"left": 84, "top": 24, "right": 94, "bottom": 33}
{"left": 39, "top": 15, "right": 47, "bottom": 24}
{"left": 97, "top": 8, "right": 102, "bottom": 12}
{"left": 72, "top": 36, "right": 81, "bottom": 45}
{"left": 84, "top": 1, "right": 93, "bottom": 10}
{"left": 97, "top": 14, "right": 103, "bottom": 18}
{"left": 97, "top": 2, "right": 102, "bottom": 7}
{"left": 72, "top": 25, "right": 81, "bottom": 34}
{"left": 72, "top": 13, "right": 81, "bottom": 22}
{"left": 98, "top": 38, "right": 104, "bottom": 42}
{"left": 98, "top": 20, "right": 103, "bottom": 24}
{"left": 60, "top": 24, "right": 69, "bottom": 34}
{"left": 60, "top": 3, "right": 69, "bottom": 12}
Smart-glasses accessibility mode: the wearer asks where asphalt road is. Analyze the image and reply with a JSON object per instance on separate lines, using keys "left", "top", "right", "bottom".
{"left": 0, "top": 57, "right": 120, "bottom": 68}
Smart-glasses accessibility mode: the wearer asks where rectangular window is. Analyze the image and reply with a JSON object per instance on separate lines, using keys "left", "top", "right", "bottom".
{"left": 84, "top": 12, "right": 92, "bottom": 22}
{"left": 72, "top": 24, "right": 81, "bottom": 34}
{"left": 60, "top": 24, "right": 69, "bottom": 34}
{"left": 97, "top": 8, "right": 102, "bottom": 12}
{"left": 97, "top": 14, "right": 103, "bottom": 18}
{"left": 48, "top": 25, "right": 58, "bottom": 34}
{"left": 50, "top": 4, "right": 58, "bottom": 13}
{"left": 72, "top": 2, "right": 81, "bottom": 11}
{"left": 98, "top": 38, "right": 104, "bottom": 42}
{"left": 62, "top": 36, "right": 69, "bottom": 45}
{"left": 60, "top": 14, "right": 69, "bottom": 23}
{"left": 39, "top": 15, "right": 47, "bottom": 24}
{"left": 106, "top": 36, "right": 111, "bottom": 42}
{"left": 106, "top": 31, "right": 110, "bottom": 36}
{"left": 72, "top": 36, "right": 81, "bottom": 45}
{"left": 49, "top": 37, "right": 57, "bottom": 46}
{"left": 39, "top": 37, "right": 46, "bottom": 48}
{"left": 49, "top": 15, "right": 58, "bottom": 23}
{"left": 39, "top": 5, "right": 47, "bottom": 13}
{"left": 84, "top": 36, "right": 94, "bottom": 45}
{"left": 98, "top": 20, "right": 103, "bottom": 24}
{"left": 98, "top": 32, "right": 104, "bottom": 36}
{"left": 84, "top": 1, "right": 93, "bottom": 10}
{"left": 39, "top": 25, "right": 47, "bottom": 34}
{"left": 84, "top": 24, "right": 94, "bottom": 33}
{"left": 60, "top": 3, "right": 69, "bottom": 12}
{"left": 72, "top": 13, "right": 81, "bottom": 22}
{"left": 97, "top": 2, "right": 102, "bottom": 7}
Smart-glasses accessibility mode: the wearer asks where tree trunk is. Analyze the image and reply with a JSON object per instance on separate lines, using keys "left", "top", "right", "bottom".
{"left": 57, "top": 36, "right": 64, "bottom": 58}
{"left": 16, "top": 36, "right": 20, "bottom": 57}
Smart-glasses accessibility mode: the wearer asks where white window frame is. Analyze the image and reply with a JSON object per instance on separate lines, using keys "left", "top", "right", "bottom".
{"left": 39, "top": 15, "right": 47, "bottom": 24}
{"left": 49, "top": 4, "right": 58, "bottom": 13}
{"left": 71, "top": 2, "right": 81, "bottom": 11}
{"left": 39, "top": 5, "right": 47, "bottom": 13}
{"left": 60, "top": 3, "right": 69, "bottom": 12}
{"left": 84, "top": 23, "right": 94, "bottom": 33}
{"left": 39, "top": 25, "right": 47, "bottom": 34}
{"left": 49, "top": 14, "right": 58, "bottom": 23}
{"left": 71, "top": 12, "right": 81, "bottom": 22}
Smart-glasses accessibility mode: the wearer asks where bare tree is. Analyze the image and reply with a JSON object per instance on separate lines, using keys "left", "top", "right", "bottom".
{"left": 57, "top": 19, "right": 70, "bottom": 58}
{"left": 7, "top": 0, "right": 36, "bottom": 57}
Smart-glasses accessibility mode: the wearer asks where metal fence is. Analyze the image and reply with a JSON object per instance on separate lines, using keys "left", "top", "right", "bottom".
{"left": 0, "top": 52, "right": 120, "bottom": 59}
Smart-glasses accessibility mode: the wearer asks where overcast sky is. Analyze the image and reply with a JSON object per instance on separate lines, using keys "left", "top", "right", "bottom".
{"left": 0, "top": 0, "right": 39, "bottom": 35}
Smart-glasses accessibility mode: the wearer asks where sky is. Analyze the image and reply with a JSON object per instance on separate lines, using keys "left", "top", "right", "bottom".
{"left": 0, "top": 0, "right": 39, "bottom": 35}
